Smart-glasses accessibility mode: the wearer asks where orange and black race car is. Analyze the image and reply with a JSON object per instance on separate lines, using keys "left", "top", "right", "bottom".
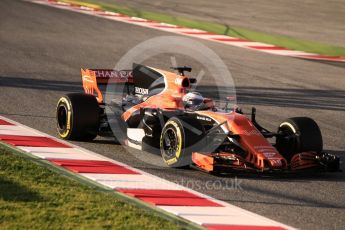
{"left": 56, "top": 64, "right": 340, "bottom": 174}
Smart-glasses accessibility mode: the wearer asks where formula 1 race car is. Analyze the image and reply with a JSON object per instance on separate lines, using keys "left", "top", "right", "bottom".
{"left": 56, "top": 64, "right": 340, "bottom": 174}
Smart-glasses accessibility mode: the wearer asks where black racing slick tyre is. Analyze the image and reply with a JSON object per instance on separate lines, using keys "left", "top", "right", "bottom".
{"left": 160, "top": 117, "right": 204, "bottom": 168}
{"left": 56, "top": 93, "right": 100, "bottom": 141}
{"left": 276, "top": 117, "right": 323, "bottom": 160}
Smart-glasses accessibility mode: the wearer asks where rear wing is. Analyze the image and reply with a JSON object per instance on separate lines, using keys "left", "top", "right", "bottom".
{"left": 81, "top": 69, "right": 133, "bottom": 103}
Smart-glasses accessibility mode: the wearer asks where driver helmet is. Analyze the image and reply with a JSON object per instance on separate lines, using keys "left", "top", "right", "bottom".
{"left": 182, "top": 92, "right": 204, "bottom": 109}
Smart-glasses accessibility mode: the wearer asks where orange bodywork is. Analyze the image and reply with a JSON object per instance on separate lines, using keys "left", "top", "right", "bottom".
{"left": 81, "top": 68, "right": 133, "bottom": 103}
{"left": 192, "top": 152, "right": 214, "bottom": 172}
{"left": 290, "top": 152, "right": 320, "bottom": 170}
{"left": 195, "top": 111, "right": 288, "bottom": 170}
{"left": 81, "top": 67, "right": 191, "bottom": 120}
{"left": 81, "top": 66, "right": 287, "bottom": 171}
{"left": 192, "top": 152, "right": 248, "bottom": 172}
{"left": 76, "top": 65, "right": 341, "bottom": 173}
{"left": 121, "top": 68, "right": 189, "bottom": 121}
{"left": 81, "top": 69, "right": 103, "bottom": 103}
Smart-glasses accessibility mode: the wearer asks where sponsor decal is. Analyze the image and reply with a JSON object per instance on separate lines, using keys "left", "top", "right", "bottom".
{"left": 196, "top": 116, "right": 212, "bottom": 122}
{"left": 254, "top": 146, "right": 278, "bottom": 159}
{"left": 254, "top": 146, "right": 276, "bottom": 150}
{"left": 165, "top": 157, "right": 178, "bottom": 165}
{"left": 263, "top": 152, "right": 277, "bottom": 158}
{"left": 57, "top": 97, "right": 71, "bottom": 138}
{"left": 239, "top": 129, "right": 261, "bottom": 136}
{"left": 95, "top": 70, "right": 133, "bottom": 83}
{"left": 82, "top": 75, "right": 94, "bottom": 83}
{"left": 269, "top": 159, "right": 282, "bottom": 167}
{"left": 135, "top": 87, "right": 149, "bottom": 95}
{"left": 170, "top": 120, "right": 182, "bottom": 158}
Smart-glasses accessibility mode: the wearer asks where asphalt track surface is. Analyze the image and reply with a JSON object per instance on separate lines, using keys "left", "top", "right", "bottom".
{"left": 108, "top": 0, "right": 345, "bottom": 46}
{"left": 1, "top": 1, "right": 345, "bottom": 229}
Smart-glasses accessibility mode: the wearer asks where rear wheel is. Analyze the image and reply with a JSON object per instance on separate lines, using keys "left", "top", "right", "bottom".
{"left": 56, "top": 93, "right": 100, "bottom": 141}
{"left": 160, "top": 117, "right": 204, "bottom": 168}
{"left": 276, "top": 117, "right": 323, "bottom": 160}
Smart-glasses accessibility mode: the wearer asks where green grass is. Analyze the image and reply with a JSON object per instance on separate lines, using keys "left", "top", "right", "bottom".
{"left": 0, "top": 144, "right": 183, "bottom": 229}
{"left": 61, "top": 0, "right": 345, "bottom": 57}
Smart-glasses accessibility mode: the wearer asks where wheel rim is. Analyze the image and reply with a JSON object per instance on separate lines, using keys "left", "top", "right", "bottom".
{"left": 163, "top": 128, "right": 179, "bottom": 157}
{"left": 277, "top": 126, "right": 297, "bottom": 157}
{"left": 57, "top": 105, "right": 67, "bottom": 132}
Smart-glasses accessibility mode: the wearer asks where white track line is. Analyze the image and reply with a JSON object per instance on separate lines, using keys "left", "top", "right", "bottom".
{"left": 0, "top": 125, "right": 45, "bottom": 136}
{"left": 80, "top": 173, "right": 182, "bottom": 190}
{"left": 18, "top": 146, "right": 106, "bottom": 160}
{"left": 159, "top": 205, "right": 286, "bottom": 226}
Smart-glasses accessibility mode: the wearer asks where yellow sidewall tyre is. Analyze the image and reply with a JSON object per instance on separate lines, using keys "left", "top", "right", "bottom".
{"left": 56, "top": 93, "right": 99, "bottom": 141}
{"left": 276, "top": 117, "right": 323, "bottom": 160}
{"left": 160, "top": 117, "right": 203, "bottom": 168}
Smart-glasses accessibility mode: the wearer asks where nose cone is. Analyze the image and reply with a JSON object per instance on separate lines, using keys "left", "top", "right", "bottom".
{"left": 227, "top": 113, "right": 287, "bottom": 170}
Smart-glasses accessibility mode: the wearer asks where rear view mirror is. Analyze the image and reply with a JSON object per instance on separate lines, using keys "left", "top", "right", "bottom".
{"left": 189, "top": 78, "right": 197, "bottom": 84}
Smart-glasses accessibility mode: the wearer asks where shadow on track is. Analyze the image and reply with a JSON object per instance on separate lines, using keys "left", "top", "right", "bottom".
{"left": 298, "top": 58, "right": 345, "bottom": 68}
{"left": 0, "top": 75, "right": 82, "bottom": 93}
{"left": 2, "top": 75, "right": 345, "bottom": 111}
{"left": 197, "top": 85, "right": 345, "bottom": 111}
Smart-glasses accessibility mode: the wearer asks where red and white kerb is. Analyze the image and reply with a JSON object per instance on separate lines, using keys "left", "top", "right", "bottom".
{"left": 0, "top": 116, "right": 295, "bottom": 229}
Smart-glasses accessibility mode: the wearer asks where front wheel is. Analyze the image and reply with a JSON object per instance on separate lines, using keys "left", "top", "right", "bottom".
{"left": 56, "top": 93, "right": 100, "bottom": 141}
{"left": 160, "top": 117, "right": 204, "bottom": 168}
{"left": 276, "top": 117, "right": 323, "bottom": 160}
